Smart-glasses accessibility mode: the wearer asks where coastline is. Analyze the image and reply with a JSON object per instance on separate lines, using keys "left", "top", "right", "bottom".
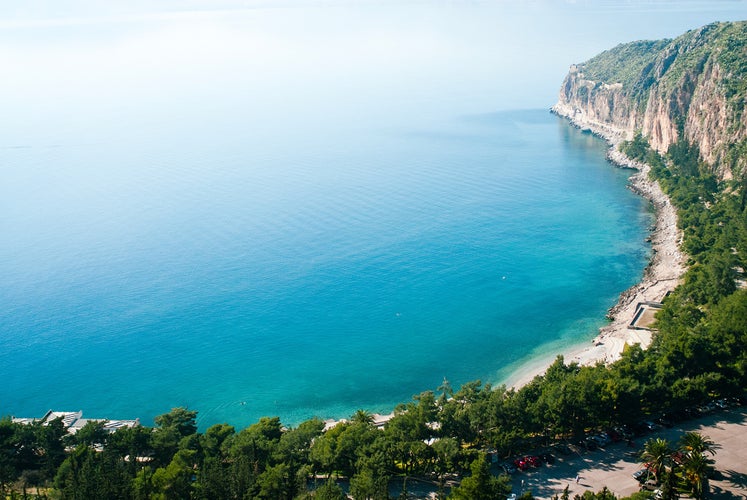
{"left": 503, "top": 104, "right": 687, "bottom": 389}
{"left": 324, "top": 105, "right": 687, "bottom": 428}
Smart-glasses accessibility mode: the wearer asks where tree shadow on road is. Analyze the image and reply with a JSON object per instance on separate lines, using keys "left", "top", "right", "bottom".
{"left": 697, "top": 409, "right": 747, "bottom": 431}
{"left": 708, "top": 469, "right": 747, "bottom": 499}
{"left": 710, "top": 484, "right": 746, "bottom": 500}
{"left": 720, "top": 469, "right": 747, "bottom": 489}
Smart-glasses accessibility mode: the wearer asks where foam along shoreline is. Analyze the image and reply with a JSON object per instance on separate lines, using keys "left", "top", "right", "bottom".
{"left": 503, "top": 105, "right": 687, "bottom": 389}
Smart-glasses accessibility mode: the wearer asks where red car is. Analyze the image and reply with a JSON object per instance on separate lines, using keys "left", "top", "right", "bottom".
{"left": 513, "top": 455, "right": 541, "bottom": 470}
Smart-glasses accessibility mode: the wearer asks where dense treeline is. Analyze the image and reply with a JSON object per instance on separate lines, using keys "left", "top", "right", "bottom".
{"left": 2, "top": 136, "right": 745, "bottom": 499}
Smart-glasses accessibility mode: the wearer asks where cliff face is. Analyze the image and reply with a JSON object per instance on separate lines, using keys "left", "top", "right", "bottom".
{"left": 553, "top": 21, "right": 747, "bottom": 179}
{"left": 553, "top": 65, "right": 639, "bottom": 143}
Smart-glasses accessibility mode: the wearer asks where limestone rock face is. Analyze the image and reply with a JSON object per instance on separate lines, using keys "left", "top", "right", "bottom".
{"left": 553, "top": 21, "right": 747, "bottom": 180}
{"left": 554, "top": 66, "right": 637, "bottom": 143}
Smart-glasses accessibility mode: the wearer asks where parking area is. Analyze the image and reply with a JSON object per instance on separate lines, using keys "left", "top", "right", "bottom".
{"left": 507, "top": 408, "right": 747, "bottom": 499}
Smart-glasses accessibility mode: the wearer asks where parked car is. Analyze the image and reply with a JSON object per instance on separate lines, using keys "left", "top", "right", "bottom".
{"left": 683, "top": 407, "right": 700, "bottom": 419}
{"left": 630, "top": 422, "right": 650, "bottom": 436}
{"left": 501, "top": 462, "right": 517, "bottom": 474}
{"left": 643, "top": 421, "right": 661, "bottom": 431}
{"left": 663, "top": 410, "right": 687, "bottom": 423}
{"left": 728, "top": 396, "right": 745, "bottom": 407}
{"left": 513, "top": 455, "right": 540, "bottom": 471}
{"left": 581, "top": 438, "right": 597, "bottom": 451}
{"left": 619, "top": 424, "right": 635, "bottom": 438}
{"left": 539, "top": 453, "right": 555, "bottom": 465}
{"left": 640, "top": 479, "right": 658, "bottom": 492}
{"left": 632, "top": 469, "right": 651, "bottom": 483}
{"left": 551, "top": 443, "right": 572, "bottom": 455}
{"left": 605, "top": 428, "right": 623, "bottom": 442}
{"left": 698, "top": 402, "right": 717, "bottom": 414}
{"left": 513, "top": 458, "right": 528, "bottom": 471}
{"left": 654, "top": 416, "right": 673, "bottom": 428}
{"left": 590, "top": 433, "right": 611, "bottom": 447}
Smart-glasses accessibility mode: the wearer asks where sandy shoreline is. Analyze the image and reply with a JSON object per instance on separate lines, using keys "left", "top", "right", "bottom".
{"left": 332, "top": 106, "right": 687, "bottom": 427}
{"left": 503, "top": 105, "right": 687, "bottom": 389}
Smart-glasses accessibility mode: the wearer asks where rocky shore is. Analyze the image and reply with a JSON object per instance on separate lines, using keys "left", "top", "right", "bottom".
{"left": 504, "top": 105, "right": 687, "bottom": 388}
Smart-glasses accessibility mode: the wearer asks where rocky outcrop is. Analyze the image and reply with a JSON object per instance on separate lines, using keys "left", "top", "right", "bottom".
{"left": 553, "top": 21, "right": 747, "bottom": 179}
{"left": 553, "top": 66, "right": 637, "bottom": 145}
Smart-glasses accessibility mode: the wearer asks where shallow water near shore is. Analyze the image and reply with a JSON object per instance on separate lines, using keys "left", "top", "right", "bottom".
{"left": 0, "top": 108, "right": 651, "bottom": 428}
{"left": 11, "top": 2, "right": 746, "bottom": 428}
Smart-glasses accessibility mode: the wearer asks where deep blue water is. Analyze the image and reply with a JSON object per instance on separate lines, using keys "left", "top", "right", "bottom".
{"left": 0, "top": 108, "right": 651, "bottom": 428}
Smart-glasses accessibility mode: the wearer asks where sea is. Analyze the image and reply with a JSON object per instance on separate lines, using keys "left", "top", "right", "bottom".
{"left": 2, "top": 1, "right": 743, "bottom": 430}
{"left": 0, "top": 106, "right": 651, "bottom": 428}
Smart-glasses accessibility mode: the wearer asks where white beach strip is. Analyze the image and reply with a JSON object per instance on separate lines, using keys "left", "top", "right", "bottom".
{"left": 503, "top": 107, "right": 688, "bottom": 389}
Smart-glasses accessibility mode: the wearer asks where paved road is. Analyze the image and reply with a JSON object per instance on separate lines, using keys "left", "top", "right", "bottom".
{"left": 509, "top": 408, "right": 747, "bottom": 499}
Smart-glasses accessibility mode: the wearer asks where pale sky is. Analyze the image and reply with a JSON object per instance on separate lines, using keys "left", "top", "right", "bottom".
{"left": 1, "top": 0, "right": 745, "bottom": 145}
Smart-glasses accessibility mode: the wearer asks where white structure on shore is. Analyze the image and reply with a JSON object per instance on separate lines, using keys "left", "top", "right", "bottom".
{"left": 11, "top": 410, "right": 140, "bottom": 433}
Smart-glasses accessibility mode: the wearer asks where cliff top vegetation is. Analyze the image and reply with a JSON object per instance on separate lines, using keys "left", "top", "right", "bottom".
{"left": 569, "top": 20, "right": 747, "bottom": 176}
{"left": 579, "top": 21, "right": 747, "bottom": 95}
{"left": 580, "top": 39, "right": 670, "bottom": 92}
{"left": 580, "top": 21, "right": 747, "bottom": 106}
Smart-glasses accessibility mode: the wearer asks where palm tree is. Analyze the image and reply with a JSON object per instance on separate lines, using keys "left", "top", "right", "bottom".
{"left": 640, "top": 437, "right": 673, "bottom": 482}
{"left": 681, "top": 451, "right": 712, "bottom": 500}
{"left": 660, "top": 469, "right": 680, "bottom": 500}
{"left": 676, "top": 432, "right": 717, "bottom": 500}
{"left": 351, "top": 410, "right": 374, "bottom": 425}
{"left": 678, "top": 431, "right": 719, "bottom": 457}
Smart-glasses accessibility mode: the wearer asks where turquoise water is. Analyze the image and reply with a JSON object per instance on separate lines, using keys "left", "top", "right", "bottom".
{"left": 9, "top": 2, "right": 745, "bottom": 429}
{"left": 0, "top": 108, "right": 651, "bottom": 429}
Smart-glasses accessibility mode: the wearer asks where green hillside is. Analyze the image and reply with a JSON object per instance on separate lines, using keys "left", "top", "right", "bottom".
{"left": 581, "top": 21, "right": 747, "bottom": 106}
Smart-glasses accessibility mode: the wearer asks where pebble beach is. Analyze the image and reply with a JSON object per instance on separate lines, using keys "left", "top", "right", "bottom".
{"left": 504, "top": 105, "right": 688, "bottom": 389}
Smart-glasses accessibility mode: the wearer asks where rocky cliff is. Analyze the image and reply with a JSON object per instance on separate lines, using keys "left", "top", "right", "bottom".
{"left": 553, "top": 21, "right": 747, "bottom": 179}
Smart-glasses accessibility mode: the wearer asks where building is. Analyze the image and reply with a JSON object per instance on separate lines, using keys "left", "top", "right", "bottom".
{"left": 12, "top": 410, "right": 139, "bottom": 433}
